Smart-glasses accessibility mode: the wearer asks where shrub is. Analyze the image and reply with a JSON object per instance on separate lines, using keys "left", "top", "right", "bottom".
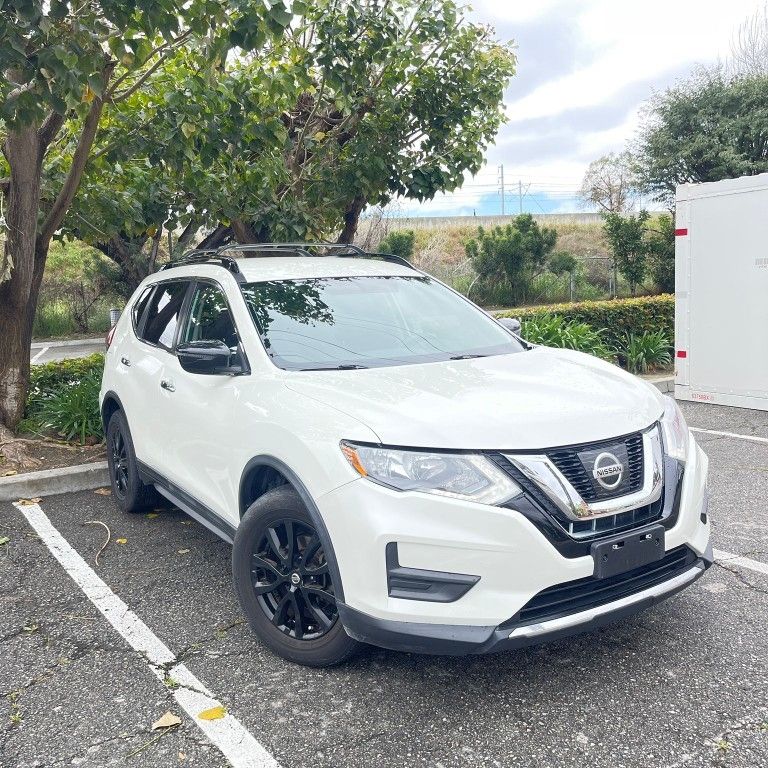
{"left": 620, "top": 330, "right": 672, "bottom": 374}
{"left": 465, "top": 215, "right": 558, "bottom": 306}
{"left": 498, "top": 294, "right": 674, "bottom": 350}
{"left": 378, "top": 230, "right": 416, "bottom": 260}
{"left": 521, "top": 315, "right": 613, "bottom": 360}
{"left": 24, "top": 354, "right": 105, "bottom": 444}
{"left": 32, "top": 369, "right": 104, "bottom": 444}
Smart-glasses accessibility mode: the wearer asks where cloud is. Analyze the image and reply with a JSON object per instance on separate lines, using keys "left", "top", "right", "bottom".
{"left": 388, "top": 0, "right": 765, "bottom": 217}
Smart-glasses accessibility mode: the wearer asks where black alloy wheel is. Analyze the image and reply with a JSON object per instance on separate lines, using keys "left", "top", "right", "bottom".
{"left": 105, "top": 410, "right": 160, "bottom": 514}
{"left": 110, "top": 427, "right": 129, "bottom": 498}
{"left": 233, "top": 486, "right": 359, "bottom": 666}
{"left": 251, "top": 518, "right": 338, "bottom": 640}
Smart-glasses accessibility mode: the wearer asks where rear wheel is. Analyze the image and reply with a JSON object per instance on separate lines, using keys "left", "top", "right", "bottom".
{"left": 106, "top": 411, "right": 160, "bottom": 513}
{"left": 233, "top": 486, "right": 358, "bottom": 666}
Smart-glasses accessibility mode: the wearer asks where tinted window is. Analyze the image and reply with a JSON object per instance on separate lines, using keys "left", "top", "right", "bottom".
{"left": 141, "top": 282, "right": 188, "bottom": 349}
{"left": 181, "top": 283, "right": 239, "bottom": 350}
{"left": 241, "top": 275, "right": 521, "bottom": 370}
{"left": 132, "top": 286, "right": 154, "bottom": 332}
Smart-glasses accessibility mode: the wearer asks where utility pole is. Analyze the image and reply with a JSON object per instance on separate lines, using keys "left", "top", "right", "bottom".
{"left": 498, "top": 164, "right": 505, "bottom": 215}
{"left": 518, "top": 180, "right": 523, "bottom": 214}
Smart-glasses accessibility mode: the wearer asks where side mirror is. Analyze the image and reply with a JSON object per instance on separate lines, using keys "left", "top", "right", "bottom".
{"left": 497, "top": 317, "right": 522, "bottom": 335}
{"left": 176, "top": 340, "right": 233, "bottom": 375}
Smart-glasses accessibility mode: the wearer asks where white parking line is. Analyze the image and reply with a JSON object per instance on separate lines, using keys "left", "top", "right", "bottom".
{"left": 714, "top": 548, "right": 768, "bottom": 577}
{"left": 30, "top": 346, "right": 49, "bottom": 364}
{"left": 14, "top": 501, "right": 280, "bottom": 768}
{"left": 690, "top": 427, "right": 768, "bottom": 445}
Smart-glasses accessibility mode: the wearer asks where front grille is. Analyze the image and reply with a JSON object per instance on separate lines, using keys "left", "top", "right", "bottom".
{"left": 547, "top": 431, "right": 645, "bottom": 502}
{"left": 509, "top": 545, "right": 696, "bottom": 627}
{"left": 566, "top": 499, "right": 661, "bottom": 539}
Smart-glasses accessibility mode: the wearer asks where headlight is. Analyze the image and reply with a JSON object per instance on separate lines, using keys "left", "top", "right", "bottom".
{"left": 660, "top": 395, "right": 690, "bottom": 463}
{"left": 340, "top": 442, "right": 523, "bottom": 505}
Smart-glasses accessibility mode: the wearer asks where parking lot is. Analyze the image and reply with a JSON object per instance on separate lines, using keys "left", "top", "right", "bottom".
{"left": 1, "top": 400, "right": 767, "bottom": 768}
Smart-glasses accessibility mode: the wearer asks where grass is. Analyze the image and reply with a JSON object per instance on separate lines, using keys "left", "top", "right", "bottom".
{"left": 33, "top": 298, "right": 114, "bottom": 339}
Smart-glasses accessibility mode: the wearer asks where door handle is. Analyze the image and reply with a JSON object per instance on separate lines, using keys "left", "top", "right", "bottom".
{"left": 120, "top": 357, "right": 131, "bottom": 367}
{"left": 160, "top": 379, "right": 175, "bottom": 392}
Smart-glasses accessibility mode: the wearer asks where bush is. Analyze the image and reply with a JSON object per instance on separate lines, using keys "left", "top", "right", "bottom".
{"left": 620, "top": 330, "right": 672, "bottom": 374}
{"left": 521, "top": 315, "right": 613, "bottom": 360}
{"left": 24, "top": 354, "right": 105, "bottom": 444}
{"left": 498, "top": 294, "right": 674, "bottom": 350}
{"left": 378, "top": 230, "right": 416, "bottom": 260}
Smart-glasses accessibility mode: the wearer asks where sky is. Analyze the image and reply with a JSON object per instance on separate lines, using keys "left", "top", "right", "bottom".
{"left": 391, "top": 0, "right": 765, "bottom": 217}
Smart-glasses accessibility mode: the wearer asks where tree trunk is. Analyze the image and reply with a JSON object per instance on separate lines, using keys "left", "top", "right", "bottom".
{"left": 0, "top": 124, "right": 43, "bottom": 435}
{"left": 198, "top": 223, "right": 233, "bottom": 250}
{"left": 337, "top": 195, "right": 366, "bottom": 244}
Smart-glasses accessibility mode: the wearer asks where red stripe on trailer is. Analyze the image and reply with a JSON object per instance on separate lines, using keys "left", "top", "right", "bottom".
{"left": 676, "top": 350, "right": 687, "bottom": 358}
{"left": 674, "top": 228, "right": 688, "bottom": 236}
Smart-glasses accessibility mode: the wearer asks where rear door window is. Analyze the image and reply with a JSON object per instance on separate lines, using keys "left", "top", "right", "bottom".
{"left": 140, "top": 281, "right": 189, "bottom": 350}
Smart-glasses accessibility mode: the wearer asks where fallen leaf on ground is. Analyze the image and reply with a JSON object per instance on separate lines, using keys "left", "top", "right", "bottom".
{"left": 0, "top": 537, "right": 9, "bottom": 546}
{"left": 2, "top": 470, "right": 17, "bottom": 476}
{"left": 94, "top": 487, "right": 111, "bottom": 496}
{"left": 177, "top": 549, "right": 190, "bottom": 554}
{"left": 115, "top": 538, "right": 127, "bottom": 545}
{"left": 146, "top": 512, "right": 159, "bottom": 518}
{"left": 197, "top": 706, "right": 226, "bottom": 721}
{"left": 23, "top": 624, "right": 39, "bottom": 633}
{"left": 151, "top": 711, "right": 182, "bottom": 730}
{"left": 16, "top": 498, "right": 41, "bottom": 506}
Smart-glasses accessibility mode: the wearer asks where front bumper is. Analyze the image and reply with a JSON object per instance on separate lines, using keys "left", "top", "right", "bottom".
{"left": 338, "top": 545, "right": 712, "bottom": 655}
{"left": 318, "top": 435, "right": 711, "bottom": 651}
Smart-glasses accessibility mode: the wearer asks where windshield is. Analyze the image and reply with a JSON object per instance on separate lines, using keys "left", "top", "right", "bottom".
{"left": 241, "top": 275, "right": 522, "bottom": 370}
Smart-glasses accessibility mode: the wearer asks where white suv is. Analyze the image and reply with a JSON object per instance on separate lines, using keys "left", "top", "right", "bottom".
{"left": 100, "top": 243, "right": 712, "bottom": 666}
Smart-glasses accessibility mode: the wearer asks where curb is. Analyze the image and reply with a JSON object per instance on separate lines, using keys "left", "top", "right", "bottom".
{"left": 647, "top": 376, "right": 674, "bottom": 394}
{"left": 0, "top": 461, "right": 109, "bottom": 502}
{"left": 31, "top": 337, "right": 104, "bottom": 349}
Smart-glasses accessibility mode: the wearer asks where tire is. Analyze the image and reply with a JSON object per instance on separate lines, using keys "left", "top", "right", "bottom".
{"left": 232, "top": 486, "right": 359, "bottom": 667}
{"left": 106, "top": 410, "right": 160, "bottom": 514}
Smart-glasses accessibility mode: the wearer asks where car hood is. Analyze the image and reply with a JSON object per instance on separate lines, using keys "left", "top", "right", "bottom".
{"left": 284, "top": 347, "right": 665, "bottom": 450}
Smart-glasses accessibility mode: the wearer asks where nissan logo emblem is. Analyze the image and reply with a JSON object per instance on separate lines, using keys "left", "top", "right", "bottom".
{"left": 592, "top": 452, "right": 624, "bottom": 490}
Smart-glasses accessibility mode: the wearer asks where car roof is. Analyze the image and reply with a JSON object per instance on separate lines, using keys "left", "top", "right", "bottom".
{"left": 155, "top": 255, "right": 418, "bottom": 284}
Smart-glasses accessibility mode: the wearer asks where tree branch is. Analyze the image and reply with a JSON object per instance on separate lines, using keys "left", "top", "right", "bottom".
{"left": 38, "top": 111, "right": 66, "bottom": 150}
{"left": 37, "top": 65, "right": 115, "bottom": 252}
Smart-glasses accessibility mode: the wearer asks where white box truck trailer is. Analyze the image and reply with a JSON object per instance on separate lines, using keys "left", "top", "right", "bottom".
{"left": 675, "top": 173, "right": 768, "bottom": 411}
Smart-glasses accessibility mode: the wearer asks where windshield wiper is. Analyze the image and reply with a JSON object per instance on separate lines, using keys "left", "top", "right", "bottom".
{"left": 299, "top": 363, "right": 369, "bottom": 371}
{"left": 449, "top": 354, "right": 489, "bottom": 360}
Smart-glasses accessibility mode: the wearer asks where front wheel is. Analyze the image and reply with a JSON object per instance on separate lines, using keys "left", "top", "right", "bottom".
{"left": 232, "top": 486, "right": 359, "bottom": 666}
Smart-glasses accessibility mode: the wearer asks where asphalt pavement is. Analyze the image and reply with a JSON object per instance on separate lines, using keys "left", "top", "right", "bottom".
{"left": 30, "top": 338, "right": 105, "bottom": 365}
{"left": 1, "top": 400, "right": 767, "bottom": 767}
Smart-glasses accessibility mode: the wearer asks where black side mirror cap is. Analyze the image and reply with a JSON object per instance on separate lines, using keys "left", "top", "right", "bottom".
{"left": 176, "top": 340, "right": 234, "bottom": 375}
{"left": 497, "top": 317, "right": 522, "bottom": 335}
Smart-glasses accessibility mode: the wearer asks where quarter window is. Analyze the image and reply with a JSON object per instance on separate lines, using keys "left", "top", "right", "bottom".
{"left": 141, "top": 282, "right": 188, "bottom": 349}
{"left": 132, "top": 286, "right": 154, "bottom": 333}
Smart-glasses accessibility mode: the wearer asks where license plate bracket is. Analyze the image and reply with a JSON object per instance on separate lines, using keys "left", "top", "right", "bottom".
{"left": 591, "top": 525, "right": 665, "bottom": 578}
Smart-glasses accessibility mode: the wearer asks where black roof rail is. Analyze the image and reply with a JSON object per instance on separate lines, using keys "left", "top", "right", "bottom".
{"left": 159, "top": 251, "right": 245, "bottom": 282}
{"left": 218, "top": 242, "right": 414, "bottom": 269}
{"left": 159, "top": 242, "right": 415, "bottom": 277}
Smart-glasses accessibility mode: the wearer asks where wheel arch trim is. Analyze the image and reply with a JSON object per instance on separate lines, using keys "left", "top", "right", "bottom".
{"left": 101, "top": 389, "right": 126, "bottom": 429}
{"left": 239, "top": 455, "right": 345, "bottom": 602}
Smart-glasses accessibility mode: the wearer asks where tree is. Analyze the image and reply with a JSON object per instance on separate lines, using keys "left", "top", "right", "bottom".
{"left": 646, "top": 214, "right": 675, "bottom": 293}
{"left": 730, "top": 2, "right": 768, "bottom": 77}
{"left": 56, "top": 0, "right": 515, "bottom": 294}
{"left": 602, "top": 211, "right": 650, "bottom": 297}
{"left": 465, "top": 214, "right": 557, "bottom": 305}
{"left": 579, "top": 152, "right": 637, "bottom": 212}
{"left": 548, "top": 252, "right": 578, "bottom": 275}
{"left": 0, "top": 0, "right": 293, "bottom": 464}
{"left": 634, "top": 71, "right": 768, "bottom": 205}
